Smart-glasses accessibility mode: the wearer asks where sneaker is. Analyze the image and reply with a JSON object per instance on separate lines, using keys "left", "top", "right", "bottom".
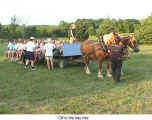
{"left": 31, "top": 67, "right": 36, "bottom": 71}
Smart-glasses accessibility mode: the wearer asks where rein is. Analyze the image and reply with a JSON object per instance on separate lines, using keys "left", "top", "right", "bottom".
{"left": 82, "top": 40, "right": 107, "bottom": 59}
{"left": 124, "top": 36, "right": 136, "bottom": 49}
{"left": 121, "top": 36, "right": 136, "bottom": 56}
{"left": 99, "top": 36, "right": 108, "bottom": 52}
{"left": 129, "top": 36, "right": 135, "bottom": 49}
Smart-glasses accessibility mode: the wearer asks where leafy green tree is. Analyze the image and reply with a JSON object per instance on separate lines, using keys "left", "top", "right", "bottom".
{"left": 25, "top": 26, "right": 37, "bottom": 38}
{"left": 75, "top": 19, "right": 96, "bottom": 37}
{"left": 74, "top": 20, "right": 89, "bottom": 41}
{"left": 135, "top": 15, "right": 152, "bottom": 44}
{"left": 0, "top": 23, "right": 2, "bottom": 31}
{"left": 59, "top": 21, "right": 70, "bottom": 37}
{"left": 96, "top": 18, "right": 118, "bottom": 37}
{"left": 0, "top": 17, "right": 143, "bottom": 43}
{"left": 9, "top": 15, "right": 21, "bottom": 39}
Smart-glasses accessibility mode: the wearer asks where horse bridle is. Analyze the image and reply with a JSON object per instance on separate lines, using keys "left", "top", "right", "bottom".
{"left": 120, "top": 36, "right": 135, "bottom": 48}
{"left": 128, "top": 36, "right": 137, "bottom": 49}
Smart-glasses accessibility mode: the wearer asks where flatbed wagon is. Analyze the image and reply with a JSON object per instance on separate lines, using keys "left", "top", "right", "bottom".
{"left": 54, "top": 42, "right": 84, "bottom": 68}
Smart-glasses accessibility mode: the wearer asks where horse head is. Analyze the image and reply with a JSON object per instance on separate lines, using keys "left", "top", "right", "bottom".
{"left": 120, "top": 34, "right": 140, "bottom": 53}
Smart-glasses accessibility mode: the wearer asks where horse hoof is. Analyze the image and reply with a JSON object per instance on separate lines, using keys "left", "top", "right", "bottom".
{"left": 98, "top": 74, "right": 103, "bottom": 78}
{"left": 107, "top": 74, "right": 112, "bottom": 78}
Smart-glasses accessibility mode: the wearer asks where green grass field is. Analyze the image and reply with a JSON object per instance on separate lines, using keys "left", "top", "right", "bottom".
{"left": 0, "top": 43, "right": 152, "bottom": 114}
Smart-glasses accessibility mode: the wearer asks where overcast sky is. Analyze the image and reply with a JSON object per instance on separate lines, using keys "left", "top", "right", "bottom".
{"left": 0, "top": 0, "right": 152, "bottom": 25}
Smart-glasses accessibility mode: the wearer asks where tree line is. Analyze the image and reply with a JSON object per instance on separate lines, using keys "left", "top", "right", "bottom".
{"left": 0, "top": 15, "right": 152, "bottom": 44}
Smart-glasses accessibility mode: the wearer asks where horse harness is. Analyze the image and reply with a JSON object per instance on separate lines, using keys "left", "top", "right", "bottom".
{"left": 82, "top": 40, "right": 108, "bottom": 59}
{"left": 82, "top": 35, "right": 135, "bottom": 59}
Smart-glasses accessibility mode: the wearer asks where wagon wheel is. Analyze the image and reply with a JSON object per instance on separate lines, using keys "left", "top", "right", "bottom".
{"left": 79, "top": 56, "right": 85, "bottom": 67}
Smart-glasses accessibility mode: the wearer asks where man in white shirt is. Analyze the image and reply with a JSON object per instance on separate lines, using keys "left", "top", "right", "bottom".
{"left": 24, "top": 36, "right": 36, "bottom": 70}
{"left": 44, "top": 38, "right": 56, "bottom": 70}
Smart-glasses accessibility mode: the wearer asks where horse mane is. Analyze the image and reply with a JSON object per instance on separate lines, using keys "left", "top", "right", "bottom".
{"left": 119, "top": 33, "right": 135, "bottom": 42}
{"left": 103, "top": 32, "right": 115, "bottom": 45}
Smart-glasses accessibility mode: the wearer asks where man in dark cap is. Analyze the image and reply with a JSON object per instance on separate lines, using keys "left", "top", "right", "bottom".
{"left": 108, "top": 41, "right": 126, "bottom": 82}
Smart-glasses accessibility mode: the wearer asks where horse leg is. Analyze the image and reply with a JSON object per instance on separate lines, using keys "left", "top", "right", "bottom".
{"left": 84, "top": 56, "right": 91, "bottom": 74}
{"left": 121, "top": 63, "right": 124, "bottom": 76}
{"left": 106, "top": 58, "right": 112, "bottom": 77}
{"left": 98, "top": 59, "right": 103, "bottom": 78}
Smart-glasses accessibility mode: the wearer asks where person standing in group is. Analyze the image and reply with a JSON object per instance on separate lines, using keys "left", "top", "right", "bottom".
{"left": 7, "top": 41, "right": 12, "bottom": 60}
{"left": 108, "top": 41, "right": 126, "bottom": 82}
{"left": 22, "top": 40, "right": 27, "bottom": 65}
{"left": 44, "top": 38, "right": 56, "bottom": 70}
{"left": 16, "top": 39, "right": 24, "bottom": 62}
{"left": 24, "top": 36, "right": 36, "bottom": 70}
{"left": 16, "top": 39, "right": 20, "bottom": 61}
{"left": 18, "top": 40, "right": 24, "bottom": 64}
{"left": 40, "top": 41, "right": 46, "bottom": 62}
{"left": 41, "top": 41, "right": 46, "bottom": 56}
{"left": 34, "top": 39, "right": 41, "bottom": 64}
{"left": 9, "top": 41, "right": 14, "bottom": 61}
{"left": 12, "top": 41, "right": 17, "bottom": 61}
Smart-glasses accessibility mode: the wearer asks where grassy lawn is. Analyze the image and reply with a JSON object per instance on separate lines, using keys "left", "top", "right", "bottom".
{"left": 0, "top": 43, "right": 152, "bottom": 114}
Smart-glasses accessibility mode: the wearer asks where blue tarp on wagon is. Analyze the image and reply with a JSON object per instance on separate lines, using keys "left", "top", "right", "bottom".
{"left": 63, "top": 42, "right": 82, "bottom": 56}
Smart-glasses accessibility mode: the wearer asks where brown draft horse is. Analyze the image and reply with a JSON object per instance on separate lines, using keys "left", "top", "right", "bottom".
{"left": 80, "top": 32, "right": 139, "bottom": 79}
